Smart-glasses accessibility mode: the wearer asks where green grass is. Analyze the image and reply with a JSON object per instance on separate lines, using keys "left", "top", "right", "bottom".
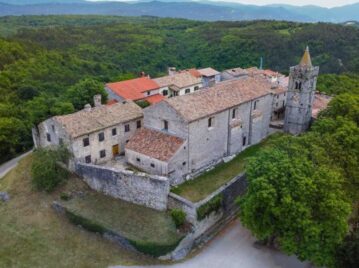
{"left": 171, "top": 133, "right": 284, "bottom": 202}
{"left": 62, "top": 189, "right": 183, "bottom": 251}
{"left": 0, "top": 155, "right": 159, "bottom": 268}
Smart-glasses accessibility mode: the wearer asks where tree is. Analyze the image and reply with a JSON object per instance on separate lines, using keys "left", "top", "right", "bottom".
{"left": 238, "top": 140, "right": 351, "bottom": 267}
{"left": 31, "top": 146, "right": 71, "bottom": 192}
{"left": 65, "top": 78, "right": 108, "bottom": 110}
{"left": 336, "top": 228, "right": 359, "bottom": 268}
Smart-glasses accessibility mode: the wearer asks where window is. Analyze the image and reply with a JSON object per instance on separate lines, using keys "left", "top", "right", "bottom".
{"left": 83, "top": 137, "right": 90, "bottom": 147}
{"left": 112, "top": 128, "right": 117, "bottom": 136}
{"left": 150, "top": 163, "right": 155, "bottom": 168}
{"left": 136, "top": 120, "right": 141, "bottom": 129}
{"left": 100, "top": 150, "right": 106, "bottom": 158}
{"left": 136, "top": 157, "right": 141, "bottom": 162}
{"left": 253, "top": 100, "right": 258, "bottom": 110}
{"left": 295, "top": 81, "right": 302, "bottom": 90}
{"left": 162, "top": 90, "right": 168, "bottom": 96}
{"left": 51, "top": 125, "right": 55, "bottom": 132}
{"left": 46, "top": 133, "right": 51, "bottom": 142}
{"left": 282, "top": 100, "right": 285, "bottom": 107}
{"left": 163, "top": 120, "right": 168, "bottom": 131}
{"left": 208, "top": 117, "right": 214, "bottom": 128}
{"left": 147, "top": 91, "right": 151, "bottom": 96}
{"left": 194, "top": 86, "right": 199, "bottom": 91}
{"left": 185, "top": 88, "right": 190, "bottom": 94}
{"left": 242, "top": 136, "right": 246, "bottom": 146}
{"left": 173, "top": 91, "right": 178, "bottom": 96}
{"left": 98, "top": 132, "right": 105, "bottom": 142}
{"left": 232, "top": 109, "right": 237, "bottom": 119}
{"left": 124, "top": 124, "right": 130, "bottom": 132}
{"left": 126, "top": 140, "right": 129, "bottom": 144}
{"left": 85, "top": 155, "right": 91, "bottom": 163}
{"left": 182, "top": 162, "right": 186, "bottom": 166}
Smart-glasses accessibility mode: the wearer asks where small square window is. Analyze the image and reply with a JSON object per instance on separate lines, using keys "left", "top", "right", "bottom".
{"left": 136, "top": 157, "right": 141, "bottom": 162}
{"left": 147, "top": 91, "right": 151, "bottom": 96}
{"left": 83, "top": 137, "right": 90, "bottom": 147}
{"left": 150, "top": 163, "right": 155, "bottom": 168}
{"left": 185, "top": 88, "right": 190, "bottom": 94}
{"left": 173, "top": 91, "right": 178, "bottom": 96}
{"left": 182, "top": 162, "right": 186, "bottom": 166}
{"left": 136, "top": 120, "right": 141, "bottom": 129}
{"left": 162, "top": 90, "right": 168, "bottom": 96}
{"left": 194, "top": 86, "right": 199, "bottom": 91}
{"left": 100, "top": 150, "right": 106, "bottom": 158}
{"left": 98, "top": 132, "right": 105, "bottom": 142}
{"left": 112, "top": 128, "right": 117, "bottom": 136}
{"left": 46, "top": 133, "right": 51, "bottom": 142}
{"left": 125, "top": 124, "right": 130, "bottom": 132}
{"left": 85, "top": 155, "right": 91, "bottom": 163}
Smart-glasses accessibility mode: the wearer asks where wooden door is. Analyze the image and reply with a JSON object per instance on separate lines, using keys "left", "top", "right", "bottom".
{"left": 112, "top": 144, "right": 119, "bottom": 157}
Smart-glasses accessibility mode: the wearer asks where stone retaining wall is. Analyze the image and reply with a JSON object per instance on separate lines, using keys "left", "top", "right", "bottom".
{"left": 75, "top": 162, "right": 169, "bottom": 211}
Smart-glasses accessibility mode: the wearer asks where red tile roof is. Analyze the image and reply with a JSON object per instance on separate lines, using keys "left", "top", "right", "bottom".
{"left": 106, "top": 77, "right": 160, "bottom": 101}
{"left": 126, "top": 128, "right": 185, "bottom": 162}
{"left": 145, "top": 94, "right": 165, "bottom": 104}
{"left": 188, "top": 68, "right": 202, "bottom": 78}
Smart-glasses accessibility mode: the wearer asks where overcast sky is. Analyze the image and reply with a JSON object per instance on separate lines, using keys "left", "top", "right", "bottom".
{"left": 93, "top": 0, "right": 359, "bottom": 8}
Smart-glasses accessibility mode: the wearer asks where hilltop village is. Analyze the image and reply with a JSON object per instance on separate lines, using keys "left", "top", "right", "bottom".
{"left": 30, "top": 47, "right": 332, "bottom": 259}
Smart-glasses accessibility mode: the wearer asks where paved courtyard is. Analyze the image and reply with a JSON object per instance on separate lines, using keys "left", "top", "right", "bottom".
{"left": 112, "top": 219, "right": 311, "bottom": 268}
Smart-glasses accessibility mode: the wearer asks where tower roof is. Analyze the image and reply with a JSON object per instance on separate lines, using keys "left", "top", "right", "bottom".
{"left": 299, "top": 46, "right": 312, "bottom": 67}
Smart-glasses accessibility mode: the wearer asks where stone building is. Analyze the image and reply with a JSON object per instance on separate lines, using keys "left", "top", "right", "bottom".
{"left": 32, "top": 98, "right": 143, "bottom": 168}
{"left": 284, "top": 47, "right": 319, "bottom": 134}
{"left": 153, "top": 70, "right": 203, "bottom": 97}
{"left": 125, "top": 77, "right": 273, "bottom": 185}
{"left": 196, "top": 67, "right": 221, "bottom": 87}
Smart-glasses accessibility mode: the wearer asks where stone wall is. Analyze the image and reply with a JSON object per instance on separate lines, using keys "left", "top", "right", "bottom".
{"left": 75, "top": 162, "right": 170, "bottom": 211}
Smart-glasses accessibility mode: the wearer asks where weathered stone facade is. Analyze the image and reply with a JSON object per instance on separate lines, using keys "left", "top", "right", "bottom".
{"left": 75, "top": 162, "right": 170, "bottom": 211}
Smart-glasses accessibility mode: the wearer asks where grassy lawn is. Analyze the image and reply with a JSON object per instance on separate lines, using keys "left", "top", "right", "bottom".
{"left": 171, "top": 133, "right": 284, "bottom": 202}
{"left": 62, "top": 189, "right": 183, "bottom": 248}
{"left": 0, "top": 155, "right": 159, "bottom": 268}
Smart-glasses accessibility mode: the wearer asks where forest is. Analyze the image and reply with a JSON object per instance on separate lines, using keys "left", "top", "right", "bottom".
{"left": 0, "top": 15, "right": 359, "bottom": 163}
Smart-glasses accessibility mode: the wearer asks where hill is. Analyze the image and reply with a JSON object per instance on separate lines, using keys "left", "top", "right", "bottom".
{"left": 0, "top": 0, "right": 359, "bottom": 22}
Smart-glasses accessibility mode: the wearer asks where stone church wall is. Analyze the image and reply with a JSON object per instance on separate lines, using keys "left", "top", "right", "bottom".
{"left": 75, "top": 162, "right": 170, "bottom": 211}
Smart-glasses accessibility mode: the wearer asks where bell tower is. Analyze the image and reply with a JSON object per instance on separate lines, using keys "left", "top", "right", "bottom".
{"left": 284, "top": 46, "right": 319, "bottom": 135}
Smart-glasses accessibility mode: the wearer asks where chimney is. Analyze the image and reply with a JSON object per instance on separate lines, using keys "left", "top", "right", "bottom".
{"left": 84, "top": 103, "right": 91, "bottom": 112}
{"left": 168, "top": 67, "right": 176, "bottom": 76}
{"left": 94, "top": 94, "right": 102, "bottom": 107}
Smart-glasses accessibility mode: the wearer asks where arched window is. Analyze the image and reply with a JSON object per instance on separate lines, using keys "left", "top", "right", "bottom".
{"left": 295, "top": 81, "right": 302, "bottom": 90}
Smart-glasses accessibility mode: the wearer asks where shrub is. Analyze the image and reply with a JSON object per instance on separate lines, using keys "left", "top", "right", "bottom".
{"left": 65, "top": 210, "right": 107, "bottom": 234}
{"left": 197, "top": 194, "right": 223, "bottom": 221}
{"left": 60, "top": 192, "right": 71, "bottom": 201}
{"left": 128, "top": 237, "right": 183, "bottom": 257}
{"left": 135, "top": 100, "right": 150, "bottom": 108}
{"left": 31, "top": 146, "right": 71, "bottom": 192}
{"left": 170, "top": 209, "right": 186, "bottom": 228}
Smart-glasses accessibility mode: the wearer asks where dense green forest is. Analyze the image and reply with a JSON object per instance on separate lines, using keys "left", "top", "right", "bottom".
{"left": 1, "top": 15, "right": 359, "bottom": 163}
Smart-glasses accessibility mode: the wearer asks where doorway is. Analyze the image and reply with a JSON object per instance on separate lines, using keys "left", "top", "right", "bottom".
{"left": 112, "top": 144, "right": 119, "bottom": 157}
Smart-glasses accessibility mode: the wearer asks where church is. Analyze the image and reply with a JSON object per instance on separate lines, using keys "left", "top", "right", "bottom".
{"left": 125, "top": 47, "right": 322, "bottom": 185}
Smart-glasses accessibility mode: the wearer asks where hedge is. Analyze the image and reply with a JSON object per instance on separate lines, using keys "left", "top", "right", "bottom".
{"left": 197, "top": 194, "right": 223, "bottom": 221}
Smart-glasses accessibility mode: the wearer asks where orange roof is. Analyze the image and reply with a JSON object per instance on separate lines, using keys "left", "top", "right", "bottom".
{"left": 145, "top": 94, "right": 165, "bottom": 104}
{"left": 263, "top": 69, "right": 278, "bottom": 77}
{"left": 187, "top": 68, "right": 202, "bottom": 78}
{"left": 106, "top": 99, "right": 118, "bottom": 106}
{"left": 106, "top": 77, "right": 160, "bottom": 101}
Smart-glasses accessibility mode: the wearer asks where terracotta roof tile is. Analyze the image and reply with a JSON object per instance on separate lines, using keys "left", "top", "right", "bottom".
{"left": 54, "top": 101, "right": 143, "bottom": 138}
{"left": 197, "top": 67, "right": 220, "bottom": 77}
{"left": 144, "top": 94, "right": 165, "bottom": 104}
{"left": 164, "top": 77, "right": 271, "bottom": 122}
{"left": 154, "top": 72, "right": 202, "bottom": 89}
{"left": 312, "top": 93, "right": 332, "bottom": 118}
{"left": 126, "top": 128, "right": 184, "bottom": 162}
{"left": 106, "top": 77, "right": 159, "bottom": 101}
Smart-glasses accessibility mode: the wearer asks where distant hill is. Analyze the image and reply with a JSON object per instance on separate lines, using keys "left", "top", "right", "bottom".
{"left": 0, "top": 0, "right": 358, "bottom": 22}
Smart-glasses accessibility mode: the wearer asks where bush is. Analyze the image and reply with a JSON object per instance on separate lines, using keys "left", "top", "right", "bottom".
{"left": 170, "top": 209, "right": 186, "bottom": 228}
{"left": 128, "top": 237, "right": 183, "bottom": 257}
{"left": 31, "top": 146, "right": 71, "bottom": 192}
{"left": 197, "top": 194, "right": 223, "bottom": 221}
{"left": 135, "top": 100, "right": 150, "bottom": 108}
{"left": 336, "top": 228, "right": 359, "bottom": 268}
{"left": 60, "top": 192, "right": 71, "bottom": 201}
{"left": 65, "top": 210, "right": 107, "bottom": 234}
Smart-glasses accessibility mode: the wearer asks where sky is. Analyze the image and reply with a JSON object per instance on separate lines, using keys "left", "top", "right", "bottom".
{"left": 92, "top": 0, "right": 359, "bottom": 8}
